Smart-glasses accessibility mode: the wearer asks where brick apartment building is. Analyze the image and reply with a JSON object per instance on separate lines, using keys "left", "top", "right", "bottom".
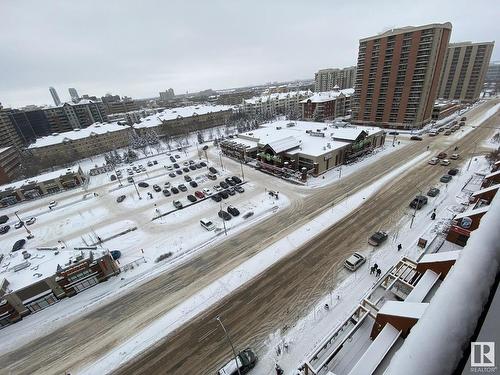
{"left": 0, "top": 147, "right": 21, "bottom": 185}
{"left": 352, "top": 22, "right": 452, "bottom": 129}
{"left": 438, "top": 41, "right": 494, "bottom": 103}
{"left": 300, "top": 88, "right": 353, "bottom": 121}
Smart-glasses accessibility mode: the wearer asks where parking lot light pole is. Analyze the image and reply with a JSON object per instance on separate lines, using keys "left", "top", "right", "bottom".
{"left": 240, "top": 160, "right": 245, "bottom": 181}
{"left": 219, "top": 202, "right": 227, "bottom": 236}
{"left": 216, "top": 316, "right": 242, "bottom": 375}
{"left": 132, "top": 179, "right": 142, "bottom": 200}
{"left": 466, "top": 142, "right": 477, "bottom": 171}
{"left": 219, "top": 152, "right": 225, "bottom": 171}
{"left": 409, "top": 187, "right": 422, "bottom": 229}
{"left": 14, "top": 211, "right": 33, "bottom": 238}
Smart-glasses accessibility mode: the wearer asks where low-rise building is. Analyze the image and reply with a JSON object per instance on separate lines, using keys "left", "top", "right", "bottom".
{"left": 0, "top": 147, "right": 21, "bottom": 185}
{"left": 101, "top": 95, "right": 140, "bottom": 115}
{"left": 300, "top": 88, "right": 354, "bottom": 121}
{"left": 431, "top": 100, "right": 465, "bottom": 120}
{"left": 241, "top": 91, "right": 312, "bottom": 118}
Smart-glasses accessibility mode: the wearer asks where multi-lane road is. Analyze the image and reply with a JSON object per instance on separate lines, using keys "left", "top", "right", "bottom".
{"left": 0, "top": 100, "right": 497, "bottom": 375}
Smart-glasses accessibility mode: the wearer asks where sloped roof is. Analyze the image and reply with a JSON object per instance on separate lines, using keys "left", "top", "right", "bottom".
{"left": 378, "top": 301, "right": 429, "bottom": 319}
{"left": 485, "top": 170, "right": 500, "bottom": 179}
{"left": 471, "top": 183, "right": 500, "bottom": 197}
{"left": 263, "top": 136, "right": 301, "bottom": 153}
{"left": 453, "top": 205, "right": 490, "bottom": 220}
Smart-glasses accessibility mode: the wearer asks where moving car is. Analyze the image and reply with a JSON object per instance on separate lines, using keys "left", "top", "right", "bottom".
{"left": 218, "top": 210, "right": 231, "bottom": 221}
{"left": 116, "top": 195, "right": 126, "bottom": 203}
{"left": 450, "top": 153, "right": 460, "bottom": 160}
{"left": 234, "top": 185, "right": 245, "bottom": 193}
{"left": 14, "top": 221, "right": 24, "bottom": 229}
{"left": 440, "top": 159, "right": 450, "bottom": 166}
{"left": 178, "top": 184, "right": 188, "bottom": 192}
{"left": 437, "top": 152, "right": 447, "bottom": 159}
{"left": 26, "top": 217, "right": 36, "bottom": 225}
{"left": 200, "top": 218, "right": 215, "bottom": 231}
{"left": 410, "top": 135, "right": 423, "bottom": 141}
{"left": 427, "top": 188, "right": 440, "bottom": 197}
{"left": 138, "top": 182, "right": 149, "bottom": 188}
{"left": 428, "top": 157, "right": 439, "bottom": 165}
{"left": 187, "top": 194, "right": 197, "bottom": 202}
{"left": 194, "top": 191, "right": 205, "bottom": 199}
{"left": 344, "top": 252, "right": 366, "bottom": 271}
{"left": 368, "top": 231, "right": 388, "bottom": 246}
{"left": 448, "top": 168, "right": 459, "bottom": 176}
{"left": 12, "top": 239, "right": 26, "bottom": 252}
{"left": 410, "top": 195, "right": 428, "bottom": 209}
{"left": 440, "top": 174, "right": 452, "bottom": 183}
{"left": 153, "top": 184, "right": 161, "bottom": 192}
{"left": 216, "top": 348, "right": 257, "bottom": 375}
{"left": 173, "top": 200, "right": 183, "bottom": 209}
{"left": 48, "top": 201, "right": 57, "bottom": 208}
{"left": 242, "top": 211, "right": 254, "bottom": 219}
{"left": 227, "top": 205, "right": 240, "bottom": 216}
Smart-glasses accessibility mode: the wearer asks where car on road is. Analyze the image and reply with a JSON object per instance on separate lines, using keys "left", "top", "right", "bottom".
{"left": 220, "top": 181, "right": 229, "bottom": 189}
{"left": 176, "top": 169, "right": 183, "bottom": 175}
{"left": 48, "top": 201, "right": 57, "bottom": 208}
{"left": 440, "top": 174, "right": 452, "bottom": 183}
{"left": 153, "top": 184, "right": 161, "bottom": 192}
{"left": 164, "top": 182, "right": 171, "bottom": 188}
{"left": 368, "top": 231, "right": 388, "bottom": 246}
{"left": 138, "top": 182, "right": 149, "bottom": 188}
{"left": 235, "top": 185, "right": 245, "bottom": 193}
{"left": 189, "top": 181, "right": 198, "bottom": 188}
{"left": 116, "top": 195, "right": 126, "bottom": 203}
{"left": 410, "top": 195, "right": 428, "bottom": 209}
{"left": 225, "top": 177, "right": 236, "bottom": 186}
{"left": 440, "top": 159, "right": 450, "bottom": 166}
{"left": 12, "top": 239, "right": 26, "bottom": 252}
{"left": 25, "top": 217, "right": 36, "bottom": 225}
{"left": 211, "top": 194, "right": 222, "bottom": 202}
{"left": 184, "top": 175, "right": 192, "bottom": 182}
{"left": 163, "top": 189, "right": 171, "bottom": 197}
{"left": 227, "top": 205, "right": 240, "bottom": 216}
{"left": 218, "top": 210, "right": 231, "bottom": 221}
{"left": 428, "top": 157, "right": 439, "bottom": 165}
{"left": 14, "top": 221, "right": 24, "bottom": 229}
{"left": 203, "top": 188, "right": 212, "bottom": 195}
{"left": 195, "top": 191, "right": 205, "bottom": 199}
{"left": 427, "top": 188, "right": 440, "bottom": 197}
{"left": 207, "top": 173, "right": 217, "bottom": 180}
{"left": 200, "top": 218, "right": 215, "bottom": 231}
{"left": 410, "top": 135, "right": 423, "bottom": 141}
{"left": 171, "top": 187, "right": 180, "bottom": 194}
{"left": 178, "top": 184, "right": 188, "bottom": 192}
{"left": 437, "top": 152, "right": 447, "bottom": 159}
{"left": 450, "top": 153, "right": 460, "bottom": 160}
{"left": 209, "top": 166, "right": 218, "bottom": 174}
{"left": 169, "top": 172, "right": 176, "bottom": 178}
{"left": 187, "top": 194, "right": 197, "bottom": 203}
{"left": 173, "top": 200, "right": 183, "bottom": 209}
{"left": 0, "top": 215, "right": 9, "bottom": 224}
{"left": 232, "top": 176, "right": 242, "bottom": 184}
{"left": 448, "top": 168, "right": 459, "bottom": 176}
{"left": 344, "top": 252, "right": 366, "bottom": 271}
{"left": 0, "top": 225, "right": 10, "bottom": 235}
{"left": 388, "top": 131, "right": 399, "bottom": 135}
{"left": 219, "top": 190, "right": 229, "bottom": 199}
{"left": 216, "top": 348, "right": 257, "bottom": 375}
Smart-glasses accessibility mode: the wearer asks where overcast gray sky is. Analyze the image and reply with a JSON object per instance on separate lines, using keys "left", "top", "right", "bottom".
{"left": 0, "top": 0, "right": 498, "bottom": 107}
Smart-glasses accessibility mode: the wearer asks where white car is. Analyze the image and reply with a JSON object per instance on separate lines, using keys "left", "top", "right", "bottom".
{"left": 26, "top": 217, "right": 36, "bottom": 225}
{"left": 167, "top": 165, "right": 174, "bottom": 171}
{"left": 428, "top": 157, "right": 439, "bottom": 165}
{"left": 203, "top": 188, "right": 212, "bottom": 195}
{"left": 344, "top": 252, "right": 366, "bottom": 271}
{"left": 450, "top": 153, "right": 460, "bottom": 160}
{"left": 14, "top": 221, "right": 24, "bottom": 229}
{"left": 214, "top": 186, "right": 223, "bottom": 192}
{"left": 48, "top": 201, "right": 57, "bottom": 208}
{"left": 200, "top": 218, "right": 216, "bottom": 231}
{"left": 164, "top": 182, "right": 171, "bottom": 188}
{"left": 440, "top": 159, "right": 450, "bottom": 166}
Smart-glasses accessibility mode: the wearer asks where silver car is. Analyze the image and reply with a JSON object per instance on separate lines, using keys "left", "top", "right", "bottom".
{"left": 344, "top": 252, "right": 366, "bottom": 271}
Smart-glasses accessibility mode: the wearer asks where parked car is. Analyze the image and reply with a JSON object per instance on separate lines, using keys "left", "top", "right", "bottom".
{"left": 444, "top": 130, "right": 451, "bottom": 135}
{"left": 216, "top": 348, "right": 257, "bottom": 375}
{"left": 0, "top": 215, "right": 9, "bottom": 224}
{"left": 189, "top": 181, "right": 198, "bottom": 188}
{"left": 227, "top": 188, "right": 236, "bottom": 196}
{"left": 173, "top": 200, "right": 183, "bottom": 209}
{"left": 171, "top": 187, "right": 180, "bottom": 194}
{"left": 203, "top": 188, "right": 212, "bottom": 195}
{"left": 448, "top": 168, "right": 459, "bottom": 176}
{"left": 14, "top": 221, "right": 24, "bottom": 229}
{"left": 127, "top": 176, "right": 134, "bottom": 183}
{"left": 194, "top": 191, "right": 205, "bottom": 199}
{"left": 440, "top": 174, "right": 452, "bottom": 183}
{"left": 116, "top": 195, "right": 126, "bottom": 203}
{"left": 26, "top": 217, "right": 36, "bottom": 225}
{"left": 110, "top": 250, "right": 122, "bottom": 260}
{"left": 184, "top": 175, "right": 192, "bottom": 182}
{"left": 410, "top": 195, "right": 428, "bottom": 209}
{"left": 234, "top": 185, "right": 245, "bottom": 193}
{"left": 410, "top": 135, "right": 423, "bottom": 141}
{"left": 242, "top": 211, "right": 254, "bottom": 219}
{"left": 428, "top": 157, "right": 439, "bottom": 165}
{"left": 153, "top": 184, "right": 161, "bottom": 192}
{"left": 200, "top": 218, "right": 215, "bottom": 231}
{"left": 189, "top": 165, "right": 197, "bottom": 171}
{"left": 344, "top": 252, "right": 366, "bottom": 271}
{"left": 218, "top": 210, "right": 232, "bottom": 221}
{"left": 209, "top": 166, "right": 218, "bottom": 174}
{"left": 178, "top": 184, "right": 188, "bottom": 192}
{"left": 147, "top": 161, "right": 153, "bottom": 167}
{"left": 437, "top": 152, "right": 447, "bottom": 159}
{"left": 12, "top": 239, "right": 26, "bottom": 252}
{"left": 428, "top": 131, "right": 437, "bottom": 137}
{"left": 176, "top": 169, "right": 183, "bottom": 175}
{"left": 200, "top": 161, "right": 207, "bottom": 167}
{"left": 232, "top": 176, "right": 242, "bottom": 184}
{"left": 173, "top": 163, "right": 180, "bottom": 169}
{"left": 169, "top": 172, "right": 176, "bottom": 178}
{"left": 0, "top": 225, "right": 10, "bottom": 235}
{"left": 426, "top": 187, "right": 439, "bottom": 197}
{"left": 187, "top": 194, "right": 197, "bottom": 203}
{"left": 110, "top": 175, "right": 117, "bottom": 181}
{"left": 207, "top": 173, "right": 217, "bottom": 180}
{"left": 214, "top": 186, "right": 223, "bottom": 192}
{"left": 225, "top": 177, "right": 236, "bottom": 186}
{"left": 220, "top": 181, "right": 230, "bottom": 189}
{"left": 450, "top": 153, "right": 460, "bottom": 160}
{"left": 167, "top": 165, "right": 174, "bottom": 171}
{"left": 227, "top": 205, "right": 240, "bottom": 216}
{"left": 219, "top": 190, "right": 229, "bottom": 199}
{"left": 48, "top": 201, "right": 57, "bottom": 208}
{"left": 164, "top": 182, "right": 171, "bottom": 188}
{"left": 440, "top": 159, "right": 450, "bottom": 166}
{"left": 170, "top": 156, "right": 176, "bottom": 163}
{"left": 368, "top": 231, "right": 388, "bottom": 246}
{"left": 182, "top": 167, "right": 189, "bottom": 173}
{"left": 163, "top": 189, "right": 171, "bottom": 197}
{"left": 195, "top": 163, "right": 203, "bottom": 169}
{"left": 211, "top": 194, "right": 222, "bottom": 202}
{"left": 461, "top": 116, "right": 467, "bottom": 121}
{"left": 175, "top": 154, "right": 180, "bottom": 159}
{"left": 138, "top": 182, "right": 149, "bottom": 188}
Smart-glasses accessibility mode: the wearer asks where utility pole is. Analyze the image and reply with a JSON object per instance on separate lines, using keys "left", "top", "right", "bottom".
{"left": 409, "top": 188, "right": 422, "bottom": 229}
{"left": 196, "top": 142, "right": 200, "bottom": 160}
{"left": 220, "top": 202, "right": 227, "bottom": 236}
{"left": 14, "top": 211, "right": 33, "bottom": 239}
{"left": 113, "top": 164, "right": 122, "bottom": 187}
{"left": 219, "top": 152, "right": 225, "bottom": 171}
{"left": 467, "top": 142, "right": 477, "bottom": 171}
{"left": 240, "top": 160, "right": 245, "bottom": 181}
{"left": 216, "top": 316, "right": 242, "bottom": 375}
{"left": 339, "top": 165, "right": 342, "bottom": 179}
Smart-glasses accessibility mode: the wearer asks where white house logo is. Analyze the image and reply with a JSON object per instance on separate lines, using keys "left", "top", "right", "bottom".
{"left": 471, "top": 342, "right": 496, "bottom": 372}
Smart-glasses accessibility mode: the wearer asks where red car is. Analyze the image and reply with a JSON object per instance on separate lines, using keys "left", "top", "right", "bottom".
{"left": 194, "top": 191, "right": 205, "bottom": 199}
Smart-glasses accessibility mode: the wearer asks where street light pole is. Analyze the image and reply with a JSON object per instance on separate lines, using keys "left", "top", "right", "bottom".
{"left": 240, "top": 160, "right": 245, "bottom": 181}
{"left": 467, "top": 142, "right": 477, "bottom": 171}
{"left": 220, "top": 202, "right": 227, "bottom": 236}
{"left": 409, "top": 187, "right": 422, "bottom": 229}
{"left": 14, "top": 211, "right": 33, "bottom": 238}
{"left": 132, "top": 179, "right": 142, "bottom": 200}
{"left": 219, "top": 152, "right": 225, "bottom": 171}
{"left": 216, "top": 316, "right": 242, "bottom": 375}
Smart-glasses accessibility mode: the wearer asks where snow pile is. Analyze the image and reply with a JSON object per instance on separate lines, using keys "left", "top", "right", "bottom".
{"left": 385, "top": 194, "right": 500, "bottom": 375}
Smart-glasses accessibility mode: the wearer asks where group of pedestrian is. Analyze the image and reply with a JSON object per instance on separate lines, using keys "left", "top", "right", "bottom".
{"left": 370, "top": 263, "right": 382, "bottom": 277}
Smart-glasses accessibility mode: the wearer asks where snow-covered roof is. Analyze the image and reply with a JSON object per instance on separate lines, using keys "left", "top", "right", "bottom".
{"left": 243, "top": 90, "right": 312, "bottom": 105}
{"left": 471, "top": 183, "right": 500, "bottom": 197}
{"left": 28, "top": 122, "right": 130, "bottom": 149}
{"left": 405, "top": 269, "right": 440, "bottom": 303}
{"left": 378, "top": 301, "right": 428, "bottom": 319}
{"left": 264, "top": 136, "right": 301, "bottom": 153}
{"left": 42, "top": 99, "right": 101, "bottom": 109}
{"left": 453, "top": 205, "right": 490, "bottom": 220}
{"left": 485, "top": 169, "right": 500, "bottom": 179}
{"left": 300, "top": 88, "right": 354, "bottom": 104}
{"left": 0, "top": 165, "right": 81, "bottom": 192}
{"left": 419, "top": 251, "right": 461, "bottom": 264}
{"left": 0, "top": 147, "right": 12, "bottom": 155}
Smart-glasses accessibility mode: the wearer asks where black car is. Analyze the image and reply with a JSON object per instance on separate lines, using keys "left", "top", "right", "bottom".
{"left": 176, "top": 169, "right": 183, "bottom": 175}
{"left": 170, "top": 156, "right": 176, "bottom": 163}
{"left": 410, "top": 135, "right": 423, "bottom": 141}
{"left": 175, "top": 154, "right": 180, "bottom": 159}
{"left": 448, "top": 168, "right": 459, "bottom": 176}
{"left": 368, "top": 231, "right": 388, "bottom": 246}
{"left": 184, "top": 175, "right": 192, "bottom": 182}
{"left": 0, "top": 225, "right": 10, "bottom": 235}
{"left": 182, "top": 167, "right": 190, "bottom": 173}
{"left": 227, "top": 205, "right": 240, "bottom": 216}
{"left": 427, "top": 187, "right": 440, "bottom": 197}
{"left": 187, "top": 194, "right": 197, "bottom": 202}
{"left": 153, "top": 184, "right": 161, "bottom": 192}
{"left": 219, "top": 190, "right": 229, "bottom": 199}
{"left": 163, "top": 189, "right": 171, "bottom": 197}
{"left": 169, "top": 172, "right": 176, "bottom": 178}
{"left": 195, "top": 163, "right": 203, "bottom": 169}
{"left": 232, "top": 176, "right": 242, "bottom": 184}
{"left": 173, "top": 163, "right": 180, "bottom": 169}
{"left": 410, "top": 195, "right": 428, "bottom": 209}
{"left": 234, "top": 185, "right": 245, "bottom": 193}
{"left": 211, "top": 194, "right": 222, "bottom": 202}
{"left": 178, "top": 184, "right": 188, "bottom": 192}
{"left": 138, "top": 182, "right": 149, "bottom": 188}
{"left": 218, "top": 210, "right": 232, "bottom": 221}
{"left": 440, "top": 174, "right": 452, "bottom": 183}
{"left": 209, "top": 166, "right": 218, "bottom": 174}
{"left": 0, "top": 215, "right": 9, "bottom": 224}
{"left": 110, "top": 175, "right": 117, "bottom": 181}
{"left": 189, "top": 181, "right": 198, "bottom": 188}
{"left": 225, "top": 177, "right": 236, "bottom": 186}
{"left": 110, "top": 250, "right": 122, "bottom": 260}
{"left": 220, "top": 181, "right": 230, "bottom": 189}
{"left": 189, "top": 165, "right": 196, "bottom": 171}
{"left": 12, "top": 239, "right": 26, "bottom": 252}
{"left": 388, "top": 131, "right": 399, "bottom": 135}
{"left": 116, "top": 195, "right": 126, "bottom": 203}
{"left": 171, "top": 187, "right": 180, "bottom": 194}
{"left": 200, "top": 161, "right": 207, "bottom": 167}
{"left": 227, "top": 188, "right": 235, "bottom": 196}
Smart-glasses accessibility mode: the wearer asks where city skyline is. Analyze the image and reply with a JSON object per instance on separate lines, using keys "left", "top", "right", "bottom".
{"left": 1, "top": 0, "right": 498, "bottom": 108}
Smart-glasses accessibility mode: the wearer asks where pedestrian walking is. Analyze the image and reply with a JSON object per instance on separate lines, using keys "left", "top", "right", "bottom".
{"left": 454, "top": 146, "right": 458, "bottom": 151}
{"left": 276, "top": 364, "right": 284, "bottom": 375}
{"left": 431, "top": 212, "right": 436, "bottom": 220}
{"left": 376, "top": 268, "right": 382, "bottom": 277}
{"left": 373, "top": 263, "right": 378, "bottom": 270}
{"left": 426, "top": 145, "right": 430, "bottom": 151}
{"left": 397, "top": 243, "right": 402, "bottom": 251}
{"left": 370, "top": 265, "right": 375, "bottom": 274}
